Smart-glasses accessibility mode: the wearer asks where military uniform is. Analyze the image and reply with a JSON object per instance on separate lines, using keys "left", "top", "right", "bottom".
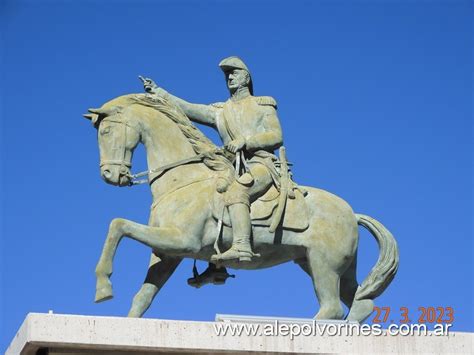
{"left": 211, "top": 95, "right": 281, "bottom": 154}
{"left": 210, "top": 95, "right": 282, "bottom": 202}
{"left": 148, "top": 56, "right": 283, "bottom": 262}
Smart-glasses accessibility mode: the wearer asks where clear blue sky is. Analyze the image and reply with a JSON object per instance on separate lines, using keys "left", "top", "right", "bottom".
{"left": 1, "top": 0, "right": 472, "bottom": 350}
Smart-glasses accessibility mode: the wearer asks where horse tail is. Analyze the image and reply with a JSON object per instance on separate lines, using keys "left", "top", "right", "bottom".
{"left": 354, "top": 214, "right": 399, "bottom": 301}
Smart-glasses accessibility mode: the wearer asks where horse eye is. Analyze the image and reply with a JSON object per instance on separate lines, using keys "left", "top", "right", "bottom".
{"left": 100, "top": 127, "right": 111, "bottom": 135}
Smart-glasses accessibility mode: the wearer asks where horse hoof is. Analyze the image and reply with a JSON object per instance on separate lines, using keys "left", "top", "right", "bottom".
{"left": 95, "top": 288, "right": 114, "bottom": 303}
{"left": 95, "top": 278, "right": 114, "bottom": 303}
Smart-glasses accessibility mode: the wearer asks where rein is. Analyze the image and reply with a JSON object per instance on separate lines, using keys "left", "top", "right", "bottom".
{"left": 100, "top": 108, "right": 225, "bottom": 187}
{"left": 99, "top": 114, "right": 215, "bottom": 186}
{"left": 129, "top": 153, "right": 208, "bottom": 186}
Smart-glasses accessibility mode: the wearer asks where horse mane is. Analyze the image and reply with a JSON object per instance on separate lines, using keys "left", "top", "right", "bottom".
{"left": 128, "top": 94, "right": 234, "bottom": 174}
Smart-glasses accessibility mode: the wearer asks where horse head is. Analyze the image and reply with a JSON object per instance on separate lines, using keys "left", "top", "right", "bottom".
{"left": 84, "top": 104, "right": 140, "bottom": 187}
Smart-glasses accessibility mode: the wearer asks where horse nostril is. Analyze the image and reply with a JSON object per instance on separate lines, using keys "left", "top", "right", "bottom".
{"left": 103, "top": 170, "right": 112, "bottom": 179}
{"left": 120, "top": 166, "right": 128, "bottom": 175}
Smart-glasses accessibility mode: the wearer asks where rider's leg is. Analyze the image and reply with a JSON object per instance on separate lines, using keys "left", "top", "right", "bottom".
{"left": 211, "top": 163, "right": 273, "bottom": 262}
{"left": 247, "top": 162, "right": 274, "bottom": 202}
{"left": 211, "top": 182, "right": 254, "bottom": 262}
{"left": 227, "top": 202, "right": 254, "bottom": 261}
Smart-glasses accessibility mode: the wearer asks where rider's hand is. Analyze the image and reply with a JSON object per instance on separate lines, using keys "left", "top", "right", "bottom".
{"left": 139, "top": 76, "right": 159, "bottom": 94}
{"left": 226, "top": 138, "right": 246, "bottom": 153}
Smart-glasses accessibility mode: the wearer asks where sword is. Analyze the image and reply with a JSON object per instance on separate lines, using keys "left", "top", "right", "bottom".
{"left": 269, "top": 146, "right": 289, "bottom": 233}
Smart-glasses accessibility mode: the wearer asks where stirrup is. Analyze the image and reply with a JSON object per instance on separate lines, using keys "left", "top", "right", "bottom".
{"left": 211, "top": 247, "right": 260, "bottom": 263}
{"left": 187, "top": 261, "right": 235, "bottom": 288}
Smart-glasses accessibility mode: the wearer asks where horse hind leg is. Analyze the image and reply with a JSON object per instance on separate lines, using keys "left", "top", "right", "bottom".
{"left": 305, "top": 249, "right": 345, "bottom": 320}
{"left": 128, "top": 252, "right": 182, "bottom": 318}
{"left": 341, "top": 254, "right": 375, "bottom": 323}
{"left": 340, "top": 255, "right": 358, "bottom": 310}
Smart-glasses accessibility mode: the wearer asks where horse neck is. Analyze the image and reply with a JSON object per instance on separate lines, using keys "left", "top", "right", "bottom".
{"left": 137, "top": 106, "right": 197, "bottom": 170}
{"left": 133, "top": 105, "right": 213, "bottom": 200}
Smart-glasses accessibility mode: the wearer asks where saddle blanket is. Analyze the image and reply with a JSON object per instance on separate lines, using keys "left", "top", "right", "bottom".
{"left": 212, "top": 185, "right": 309, "bottom": 231}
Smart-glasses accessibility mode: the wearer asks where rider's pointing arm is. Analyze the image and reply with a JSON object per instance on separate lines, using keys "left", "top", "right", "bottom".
{"left": 159, "top": 88, "right": 217, "bottom": 127}
{"left": 142, "top": 77, "right": 217, "bottom": 128}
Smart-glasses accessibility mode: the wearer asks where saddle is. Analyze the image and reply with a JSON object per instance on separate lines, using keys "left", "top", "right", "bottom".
{"left": 212, "top": 184, "right": 309, "bottom": 231}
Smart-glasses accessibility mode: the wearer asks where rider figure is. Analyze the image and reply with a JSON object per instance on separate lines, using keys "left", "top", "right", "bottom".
{"left": 143, "top": 56, "right": 283, "bottom": 263}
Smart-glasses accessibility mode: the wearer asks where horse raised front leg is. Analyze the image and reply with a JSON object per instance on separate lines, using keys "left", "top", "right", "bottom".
{"left": 95, "top": 218, "right": 196, "bottom": 303}
{"left": 128, "top": 252, "right": 182, "bottom": 317}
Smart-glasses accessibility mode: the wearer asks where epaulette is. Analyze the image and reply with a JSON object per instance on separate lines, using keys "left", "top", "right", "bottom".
{"left": 254, "top": 96, "right": 277, "bottom": 108}
{"left": 210, "top": 102, "right": 225, "bottom": 108}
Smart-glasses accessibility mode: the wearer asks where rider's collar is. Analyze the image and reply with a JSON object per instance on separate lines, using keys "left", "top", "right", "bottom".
{"left": 230, "top": 93, "right": 251, "bottom": 103}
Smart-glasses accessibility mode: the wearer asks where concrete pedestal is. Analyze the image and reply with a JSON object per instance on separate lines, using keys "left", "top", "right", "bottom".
{"left": 7, "top": 313, "right": 473, "bottom": 354}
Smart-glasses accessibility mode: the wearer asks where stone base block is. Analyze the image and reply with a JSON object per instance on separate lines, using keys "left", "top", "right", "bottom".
{"left": 6, "top": 313, "right": 473, "bottom": 354}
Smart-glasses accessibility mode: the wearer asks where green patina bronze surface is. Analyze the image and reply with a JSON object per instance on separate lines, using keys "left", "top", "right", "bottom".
{"left": 84, "top": 56, "right": 399, "bottom": 323}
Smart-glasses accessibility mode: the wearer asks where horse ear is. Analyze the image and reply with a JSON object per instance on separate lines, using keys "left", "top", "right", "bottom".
{"left": 88, "top": 106, "right": 121, "bottom": 116}
{"left": 83, "top": 108, "right": 104, "bottom": 126}
{"left": 84, "top": 105, "right": 121, "bottom": 126}
{"left": 88, "top": 107, "right": 107, "bottom": 115}
{"left": 85, "top": 107, "right": 114, "bottom": 126}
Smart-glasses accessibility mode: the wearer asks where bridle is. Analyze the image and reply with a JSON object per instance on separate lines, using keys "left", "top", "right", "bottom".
{"left": 99, "top": 114, "right": 211, "bottom": 186}
{"left": 99, "top": 114, "right": 138, "bottom": 182}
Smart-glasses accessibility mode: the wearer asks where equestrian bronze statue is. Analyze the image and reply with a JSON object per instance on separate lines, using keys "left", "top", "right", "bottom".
{"left": 83, "top": 56, "right": 399, "bottom": 323}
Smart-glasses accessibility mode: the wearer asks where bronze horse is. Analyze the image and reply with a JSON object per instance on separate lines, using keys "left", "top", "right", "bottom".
{"left": 84, "top": 93, "right": 399, "bottom": 322}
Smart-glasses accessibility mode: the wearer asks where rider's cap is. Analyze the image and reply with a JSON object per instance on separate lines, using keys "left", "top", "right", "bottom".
{"left": 219, "top": 56, "right": 253, "bottom": 95}
{"left": 219, "top": 56, "right": 250, "bottom": 73}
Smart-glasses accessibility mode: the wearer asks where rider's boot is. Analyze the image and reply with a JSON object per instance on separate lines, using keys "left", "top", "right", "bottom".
{"left": 211, "top": 203, "right": 260, "bottom": 262}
